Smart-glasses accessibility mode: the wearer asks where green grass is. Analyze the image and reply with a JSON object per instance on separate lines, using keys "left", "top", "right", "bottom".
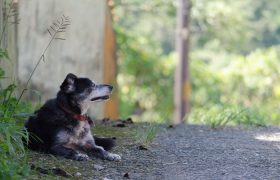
{"left": 135, "top": 123, "right": 159, "bottom": 146}
{"left": 189, "top": 105, "right": 266, "bottom": 129}
{"left": 94, "top": 121, "right": 159, "bottom": 146}
{"left": 0, "top": 101, "right": 32, "bottom": 179}
{"left": 0, "top": 81, "right": 33, "bottom": 179}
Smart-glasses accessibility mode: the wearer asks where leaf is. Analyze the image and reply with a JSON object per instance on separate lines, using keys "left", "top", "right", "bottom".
{"left": 0, "top": 49, "right": 10, "bottom": 60}
{"left": 138, "top": 145, "right": 148, "bottom": 150}
{"left": 47, "top": 28, "right": 52, "bottom": 36}
{"left": 50, "top": 26, "right": 55, "bottom": 31}
{"left": 55, "top": 38, "right": 66, "bottom": 40}
{"left": 53, "top": 22, "right": 58, "bottom": 27}
{"left": 123, "top": 172, "right": 130, "bottom": 179}
{"left": 0, "top": 68, "right": 5, "bottom": 78}
{"left": 62, "top": 23, "right": 70, "bottom": 26}
{"left": 57, "top": 30, "right": 66, "bottom": 33}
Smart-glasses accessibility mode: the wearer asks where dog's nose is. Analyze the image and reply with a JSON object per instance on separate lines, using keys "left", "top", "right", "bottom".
{"left": 108, "top": 85, "right": 113, "bottom": 91}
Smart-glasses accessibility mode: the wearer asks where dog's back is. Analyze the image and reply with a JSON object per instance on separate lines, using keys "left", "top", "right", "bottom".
{"left": 24, "top": 99, "right": 63, "bottom": 152}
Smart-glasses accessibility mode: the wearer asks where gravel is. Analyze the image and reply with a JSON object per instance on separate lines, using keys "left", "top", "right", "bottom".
{"left": 29, "top": 124, "right": 280, "bottom": 180}
{"left": 154, "top": 125, "right": 280, "bottom": 180}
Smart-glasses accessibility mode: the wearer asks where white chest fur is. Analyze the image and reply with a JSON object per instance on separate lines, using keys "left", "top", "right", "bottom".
{"left": 56, "top": 120, "right": 93, "bottom": 146}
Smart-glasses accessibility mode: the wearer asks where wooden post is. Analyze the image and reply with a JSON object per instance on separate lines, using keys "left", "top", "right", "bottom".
{"left": 174, "top": 0, "right": 191, "bottom": 124}
{"left": 103, "top": 3, "right": 119, "bottom": 119}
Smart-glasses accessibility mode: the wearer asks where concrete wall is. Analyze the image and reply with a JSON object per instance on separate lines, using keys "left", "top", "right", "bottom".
{"left": 0, "top": 0, "right": 18, "bottom": 88}
{"left": 17, "top": 0, "right": 107, "bottom": 118}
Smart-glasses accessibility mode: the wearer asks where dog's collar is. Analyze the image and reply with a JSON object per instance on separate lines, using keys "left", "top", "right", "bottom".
{"left": 57, "top": 102, "right": 91, "bottom": 122}
{"left": 73, "top": 114, "right": 89, "bottom": 121}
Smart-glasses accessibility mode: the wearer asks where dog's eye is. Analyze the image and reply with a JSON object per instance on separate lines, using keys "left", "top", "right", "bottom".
{"left": 92, "top": 84, "right": 96, "bottom": 88}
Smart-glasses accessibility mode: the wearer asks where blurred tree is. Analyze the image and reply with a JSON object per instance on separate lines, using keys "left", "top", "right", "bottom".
{"left": 114, "top": 0, "right": 280, "bottom": 125}
{"left": 174, "top": 0, "right": 191, "bottom": 123}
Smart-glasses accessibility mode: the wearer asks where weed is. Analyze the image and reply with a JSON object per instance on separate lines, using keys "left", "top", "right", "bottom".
{"left": 135, "top": 123, "right": 159, "bottom": 145}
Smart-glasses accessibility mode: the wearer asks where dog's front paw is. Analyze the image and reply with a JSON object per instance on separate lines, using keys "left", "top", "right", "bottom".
{"left": 106, "top": 153, "right": 121, "bottom": 161}
{"left": 74, "top": 153, "right": 89, "bottom": 161}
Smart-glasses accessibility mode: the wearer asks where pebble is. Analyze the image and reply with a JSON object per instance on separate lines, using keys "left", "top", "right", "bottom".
{"left": 104, "top": 178, "right": 112, "bottom": 180}
{"left": 74, "top": 172, "right": 82, "bottom": 177}
{"left": 94, "top": 164, "right": 105, "bottom": 171}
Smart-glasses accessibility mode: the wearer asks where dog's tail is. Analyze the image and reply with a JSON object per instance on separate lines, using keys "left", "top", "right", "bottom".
{"left": 94, "top": 136, "right": 116, "bottom": 151}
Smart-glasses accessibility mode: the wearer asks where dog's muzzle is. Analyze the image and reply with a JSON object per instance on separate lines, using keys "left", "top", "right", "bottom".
{"left": 90, "top": 95, "right": 110, "bottom": 101}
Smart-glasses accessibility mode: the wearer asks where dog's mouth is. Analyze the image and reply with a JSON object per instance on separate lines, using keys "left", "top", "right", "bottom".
{"left": 90, "top": 95, "right": 110, "bottom": 101}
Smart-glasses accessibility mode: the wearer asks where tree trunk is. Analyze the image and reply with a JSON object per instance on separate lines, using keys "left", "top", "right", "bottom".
{"left": 174, "top": 0, "right": 191, "bottom": 124}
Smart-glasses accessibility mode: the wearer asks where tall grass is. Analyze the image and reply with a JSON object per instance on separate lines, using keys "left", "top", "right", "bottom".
{"left": 0, "top": 1, "right": 31, "bottom": 178}
{"left": 0, "top": 99, "right": 31, "bottom": 179}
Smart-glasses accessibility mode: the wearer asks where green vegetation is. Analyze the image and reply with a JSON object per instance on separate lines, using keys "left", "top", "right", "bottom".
{"left": 0, "top": 1, "right": 32, "bottom": 178}
{"left": 135, "top": 123, "right": 159, "bottom": 145}
{"left": 0, "top": 50, "right": 32, "bottom": 179}
{"left": 114, "top": 0, "right": 280, "bottom": 126}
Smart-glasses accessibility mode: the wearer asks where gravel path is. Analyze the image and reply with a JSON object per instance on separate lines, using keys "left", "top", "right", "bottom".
{"left": 154, "top": 125, "right": 280, "bottom": 180}
{"left": 29, "top": 124, "right": 280, "bottom": 180}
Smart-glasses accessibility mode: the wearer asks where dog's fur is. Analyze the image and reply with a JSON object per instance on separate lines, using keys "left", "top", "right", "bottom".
{"left": 24, "top": 73, "right": 121, "bottom": 161}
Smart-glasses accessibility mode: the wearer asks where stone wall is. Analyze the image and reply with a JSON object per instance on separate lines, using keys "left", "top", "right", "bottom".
{"left": 17, "top": 0, "right": 107, "bottom": 118}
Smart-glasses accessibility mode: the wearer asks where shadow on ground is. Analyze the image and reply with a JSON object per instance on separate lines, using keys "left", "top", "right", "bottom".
{"left": 28, "top": 120, "right": 280, "bottom": 180}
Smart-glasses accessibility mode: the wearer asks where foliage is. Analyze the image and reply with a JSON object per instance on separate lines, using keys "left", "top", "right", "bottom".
{"left": 114, "top": 0, "right": 280, "bottom": 126}
{"left": 116, "top": 26, "right": 175, "bottom": 122}
{"left": 190, "top": 47, "right": 280, "bottom": 126}
{"left": 0, "top": 50, "right": 32, "bottom": 179}
{"left": 191, "top": 0, "right": 253, "bottom": 53}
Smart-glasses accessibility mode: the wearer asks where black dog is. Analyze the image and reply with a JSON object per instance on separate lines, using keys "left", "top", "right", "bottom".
{"left": 24, "top": 73, "right": 121, "bottom": 161}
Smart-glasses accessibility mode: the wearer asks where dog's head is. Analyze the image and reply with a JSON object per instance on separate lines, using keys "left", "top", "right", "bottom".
{"left": 60, "top": 73, "right": 113, "bottom": 114}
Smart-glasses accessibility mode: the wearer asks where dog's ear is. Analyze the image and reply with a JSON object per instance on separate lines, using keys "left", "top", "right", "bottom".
{"left": 60, "top": 73, "right": 77, "bottom": 93}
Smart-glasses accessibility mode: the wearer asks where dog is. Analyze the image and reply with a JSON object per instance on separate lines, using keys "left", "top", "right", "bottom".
{"left": 24, "top": 73, "right": 121, "bottom": 161}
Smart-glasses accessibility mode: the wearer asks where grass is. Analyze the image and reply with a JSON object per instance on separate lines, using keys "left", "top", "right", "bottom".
{"left": 135, "top": 123, "right": 159, "bottom": 146}
{"left": 0, "top": 101, "right": 32, "bottom": 179}
{"left": 94, "top": 121, "right": 159, "bottom": 146}
{"left": 189, "top": 105, "right": 266, "bottom": 129}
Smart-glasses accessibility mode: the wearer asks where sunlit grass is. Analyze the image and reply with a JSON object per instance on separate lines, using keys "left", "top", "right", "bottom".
{"left": 188, "top": 105, "right": 267, "bottom": 129}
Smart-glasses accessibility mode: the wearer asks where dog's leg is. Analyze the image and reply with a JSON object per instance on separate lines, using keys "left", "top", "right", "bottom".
{"left": 90, "top": 145, "right": 121, "bottom": 161}
{"left": 50, "top": 145, "right": 89, "bottom": 161}
{"left": 84, "top": 141, "right": 121, "bottom": 161}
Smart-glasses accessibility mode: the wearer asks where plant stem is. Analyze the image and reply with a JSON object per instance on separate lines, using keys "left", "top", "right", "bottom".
{"left": 16, "top": 31, "right": 58, "bottom": 106}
